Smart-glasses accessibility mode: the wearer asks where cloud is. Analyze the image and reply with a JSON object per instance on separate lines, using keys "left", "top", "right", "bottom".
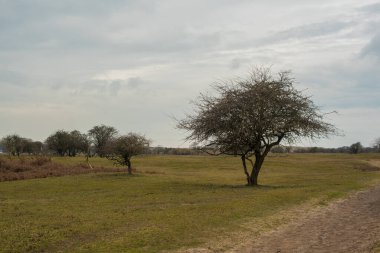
{"left": 127, "top": 77, "right": 143, "bottom": 88}
{"left": 360, "top": 33, "right": 380, "bottom": 61}
{"left": 256, "top": 20, "right": 353, "bottom": 45}
{"left": 230, "top": 57, "right": 251, "bottom": 70}
{"left": 358, "top": 2, "right": 380, "bottom": 14}
{"left": 70, "top": 79, "right": 121, "bottom": 96}
{"left": 1, "top": 0, "right": 380, "bottom": 147}
{"left": 0, "top": 69, "right": 29, "bottom": 86}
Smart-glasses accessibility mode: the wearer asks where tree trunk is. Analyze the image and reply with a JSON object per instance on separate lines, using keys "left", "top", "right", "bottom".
{"left": 249, "top": 169, "right": 259, "bottom": 186}
{"left": 241, "top": 155, "right": 251, "bottom": 185}
{"left": 251, "top": 153, "right": 261, "bottom": 186}
{"left": 126, "top": 159, "right": 132, "bottom": 175}
{"left": 241, "top": 152, "right": 266, "bottom": 186}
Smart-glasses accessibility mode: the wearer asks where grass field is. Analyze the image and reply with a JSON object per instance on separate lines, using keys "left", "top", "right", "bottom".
{"left": 374, "top": 242, "right": 380, "bottom": 253}
{"left": 1, "top": 153, "right": 380, "bottom": 252}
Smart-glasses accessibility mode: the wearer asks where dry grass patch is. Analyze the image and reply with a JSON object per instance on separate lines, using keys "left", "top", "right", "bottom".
{"left": 0, "top": 156, "right": 126, "bottom": 181}
{"left": 354, "top": 160, "right": 380, "bottom": 171}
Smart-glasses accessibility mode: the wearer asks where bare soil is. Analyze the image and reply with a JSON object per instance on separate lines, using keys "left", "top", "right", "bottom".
{"left": 234, "top": 183, "right": 380, "bottom": 253}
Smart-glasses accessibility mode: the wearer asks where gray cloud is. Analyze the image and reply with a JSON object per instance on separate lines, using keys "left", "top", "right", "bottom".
{"left": 256, "top": 20, "right": 353, "bottom": 46}
{"left": 68, "top": 76, "right": 146, "bottom": 97}
{"left": 109, "top": 81, "right": 122, "bottom": 96}
{"left": 230, "top": 57, "right": 251, "bottom": 70}
{"left": 360, "top": 33, "right": 380, "bottom": 61}
{"left": 1, "top": 0, "right": 380, "bottom": 147}
{"left": 127, "top": 77, "right": 144, "bottom": 89}
{"left": 359, "top": 2, "right": 380, "bottom": 14}
{"left": 0, "top": 69, "right": 28, "bottom": 86}
{"left": 71, "top": 80, "right": 119, "bottom": 96}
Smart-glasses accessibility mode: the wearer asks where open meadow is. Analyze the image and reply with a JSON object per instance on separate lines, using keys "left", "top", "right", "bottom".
{"left": 1, "top": 153, "right": 380, "bottom": 252}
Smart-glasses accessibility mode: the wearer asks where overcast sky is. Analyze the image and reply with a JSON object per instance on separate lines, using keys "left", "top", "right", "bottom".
{"left": 1, "top": 0, "right": 379, "bottom": 148}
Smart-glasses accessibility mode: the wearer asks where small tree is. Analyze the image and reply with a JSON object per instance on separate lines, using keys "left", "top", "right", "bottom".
{"left": 178, "top": 67, "right": 336, "bottom": 186}
{"left": 88, "top": 125, "right": 118, "bottom": 157}
{"left": 105, "top": 133, "right": 150, "bottom": 174}
{"left": 350, "top": 142, "right": 363, "bottom": 154}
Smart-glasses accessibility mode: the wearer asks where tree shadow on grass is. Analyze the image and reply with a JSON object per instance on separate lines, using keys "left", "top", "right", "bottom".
{"left": 189, "top": 182, "right": 308, "bottom": 190}
{"left": 93, "top": 172, "right": 144, "bottom": 179}
{"left": 255, "top": 184, "right": 308, "bottom": 189}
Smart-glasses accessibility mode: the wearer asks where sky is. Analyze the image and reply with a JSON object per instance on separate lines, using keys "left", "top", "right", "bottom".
{"left": 0, "top": 0, "right": 379, "bottom": 148}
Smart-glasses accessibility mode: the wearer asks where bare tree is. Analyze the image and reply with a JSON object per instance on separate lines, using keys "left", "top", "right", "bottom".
{"left": 178, "top": 67, "right": 337, "bottom": 186}
{"left": 88, "top": 125, "right": 118, "bottom": 157}
{"left": 105, "top": 133, "right": 150, "bottom": 174}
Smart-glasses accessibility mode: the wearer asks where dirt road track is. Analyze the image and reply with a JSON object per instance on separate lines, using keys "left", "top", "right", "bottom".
{"left": 236, "top": 184, "right": 380, "bottom": 253}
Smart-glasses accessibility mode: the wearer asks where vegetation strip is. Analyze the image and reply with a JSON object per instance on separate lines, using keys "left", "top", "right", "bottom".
{"left": 0, "top": 154, "right": 379, "bottom": 252}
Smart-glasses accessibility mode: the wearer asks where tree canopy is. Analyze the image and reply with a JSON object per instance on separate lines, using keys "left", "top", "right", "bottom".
{"left": 88, "top": 125, "right": 118, "bottom": 157}
{"left": 1, "top": 134, "right": 42, "bottom": 156}
{"left": 350, "top": 142, "right": 363, "bottom": 154}
{"left": 178, "top": 67, "right": 337, "bottom": 185}
{"left": 105, "top": 133, "right": 150, "bottom": 174}
{"left": 45, "top": 130, "right": 89, "bottom": 157}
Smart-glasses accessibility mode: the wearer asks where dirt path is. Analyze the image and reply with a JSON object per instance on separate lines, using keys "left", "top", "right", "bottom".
{"left": 234, "top": 184, "right": 380, "bottom": 253}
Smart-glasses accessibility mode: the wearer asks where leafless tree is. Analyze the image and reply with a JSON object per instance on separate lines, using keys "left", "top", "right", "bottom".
{"left": 105, "top": 133, "right": 150, "bottom": 174}
{"left": 178, "top": 67, "right": 337, "bottom": 186}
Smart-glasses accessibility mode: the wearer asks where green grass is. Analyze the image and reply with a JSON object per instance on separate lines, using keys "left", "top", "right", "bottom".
{"left": 374, "top": 242, "right": 380, "bottom": 253}
{"left": 371, "top": 241, "right": 380, "bottom": 253}
{"left": 1, "top": 154, "right": 380, "bottom": 252}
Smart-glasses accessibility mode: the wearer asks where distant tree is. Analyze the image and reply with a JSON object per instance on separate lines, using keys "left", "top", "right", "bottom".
{"left": 350, "top": 142, "right": 363, "bottom": 154}
{"left": 336, "top": 146, "right": 350, "bottom": 153}
{"left": 1, "top": 135, "right": 43, "bottom": 156}
{"left": 374, "top": 138, "right": 380, "bottom": 152}
{"left": 1, "top": 134, "right": 25, "bottom": 156}
{"left": 45, "top": 130, "right": 89, "bottom": 157}
{"left": 31, "top": 141, "right": 44, "bottom": 155}
{"left": 1, "top": 135, "right": 15, "bottom": 156}
{"left": 271, "top": 145, "right": 286, "bottom": 153}
{"left": 67, "top": 130, "right": 89, "bottom": 157}
{"left": 45, "top": 130, "right": 71, "bottom": 156}
{"left": 88, "top": 125, "right": 118, "bottom": 157}
{"left": 105, "top": 133, "right": 150, "bottom": 174}
{"left": 178, "top": 67, "right": 337, "bottom": 186}
{"left": 21, "top": 138, "right": 34, "bottom": 155}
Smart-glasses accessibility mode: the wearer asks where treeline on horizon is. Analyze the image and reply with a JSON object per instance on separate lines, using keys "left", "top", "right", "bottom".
{"left": 0, "top": 124, "right": 203, "bottom": 157}
{"left": 0, "top": 125, "right": 379, "bottom": 157}
{"left": 271, "top": 143, "right": 380, "bottom": 154}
